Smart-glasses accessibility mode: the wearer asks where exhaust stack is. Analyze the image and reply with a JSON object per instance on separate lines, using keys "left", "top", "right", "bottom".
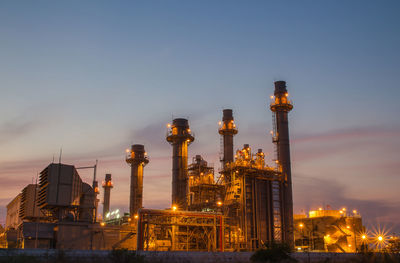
{"left": 166, "top": 118, "right": 194, "bottom": 210}
{"left": 218, "top": 109, "right": 238, "bottom": 167}
{"left": 270, "top": 80, "right": 294, "bottom": 246}
{"left": 102, "top": 174, "right": 113, "bottom": 220}
{"left": 126, "top": 144, "right": 149, "bottom": 217}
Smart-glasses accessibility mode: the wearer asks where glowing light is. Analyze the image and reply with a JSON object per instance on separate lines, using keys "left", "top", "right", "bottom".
{"left": 339, "top": 210, "right": 343, "bottom": 214}
{"left": 134, "top": 214, "right": 139, "bottom": 219}
{"left": 100, "top": 222, "right": 105, "bottom": 227}
{"left": 270, "top": 95, "right": 274, "bottom": 99}
{"left": 285, "top": 93, "right": 289, "bottom": 96}
{"left": 126, "top": 149, "right": 130, "bottom": 153}
{"left": 299, "top": 223, "right": 304, "bottom": 228}
{"left": 319, "top": 207, "right": 322, "bottom": 211}
{"left": 297, "top": 247, "right": 301, "bottom": 251}
{"left": 342, "top": 208, "right": 346, "bottom": 211}
{"left": 144, "top": 152, "right": 147, "bottom": 156}
{"left": 172, "top": 205, "right": 177, "bottom": 211}
{"left": 353, "top": 210, "right": 357, "bottom": 214}
{"left": 187, "top": 129, "right": 191, "bottom": 133}
{"left": 217, "top": 201, "right": 223, "bottom": 206}
{"left": 128, "top": 218, "right": 131, "bottom": 222}
{"left": 370, "top": 224, "right": 391, "bottom": 250}
{"left": 362, "top": 235, "right": 366, "bottom": 240}
{"left": 218, "top": 121, "right": 222, "bottom": 125}
{"left": 347, "top": 226, "right": 350, "bottom": 229}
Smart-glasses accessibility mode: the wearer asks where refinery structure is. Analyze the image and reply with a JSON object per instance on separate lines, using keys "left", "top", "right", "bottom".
{"left": 1, "top": 81, "right": 368, "bottom": 252}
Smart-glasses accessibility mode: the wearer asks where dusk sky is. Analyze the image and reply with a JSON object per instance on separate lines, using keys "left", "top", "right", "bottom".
{"left": 1, "top": 1, "right": 399, "bottom": 233}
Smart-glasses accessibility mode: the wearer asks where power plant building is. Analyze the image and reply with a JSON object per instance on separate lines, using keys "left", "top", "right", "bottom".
{"left": 294, "top": 209, "right": 366, "bottom": 252}
{"left": 3, "top": 81, "right": 296, "bottom": 251}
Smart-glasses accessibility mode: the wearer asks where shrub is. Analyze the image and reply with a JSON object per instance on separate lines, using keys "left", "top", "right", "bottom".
{"left": 250, "top": 243, "right": 297, "bottom": 263}
{"left": 109, "top": 249, "right": 145, "bottom": 263}
{"left": 0, "top": 254, "right": 41, "bottom": 263}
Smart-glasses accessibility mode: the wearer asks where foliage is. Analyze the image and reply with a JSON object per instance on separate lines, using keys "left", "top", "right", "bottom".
{"left": 109, "top": 248, "right": 145, "bottom": 263}
{"left": 0, "top": 254, "right": 41, "bottom": 263}
{"left": 250, "top": 243, "right": 297, "bottom": 263}
{"left": 349, "top": 252, "right": 400, "bottom": 263}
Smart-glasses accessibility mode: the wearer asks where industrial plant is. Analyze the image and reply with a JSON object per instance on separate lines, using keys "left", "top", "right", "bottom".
{"left": 1, "top": 81, "right": 369, "bottom": 252}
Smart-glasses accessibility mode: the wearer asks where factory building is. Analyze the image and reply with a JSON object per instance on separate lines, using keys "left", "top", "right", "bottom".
{"left": 136, "top": 81, "right": 294, "bottom": 251}
{"left": 3, "top": 81, "right": 295, "bottom": 251}
{"left": 294, "top": 208, "right": 366, "bottom": 252}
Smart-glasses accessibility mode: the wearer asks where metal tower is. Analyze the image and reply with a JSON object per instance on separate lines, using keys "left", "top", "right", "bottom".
{"left": 126, "top": 144, "right": 149, "bottom": 217}
{"left": 102, "top": 173, "right": 113, "bottom": 220}
{"left": 218, "top": 109, "right": 238, "bottom": 168}
{"left": 166, "top": 118, "right": 194, "bottom": 210}
{"left": 270, "top": 80, "right": 294, "bottom": 247}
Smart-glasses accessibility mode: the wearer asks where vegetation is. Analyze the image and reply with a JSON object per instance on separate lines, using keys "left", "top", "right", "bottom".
{"left": 250, "top": 243, "right": 297, "bottom": 263}
{"left": 109, "top": 248, "right": 146, "bottom": 263}
{"left": 348, "top": 252, "right": 400, "bottom": 263}
{"left": 0, "top": 249, "right": 399, "bottom": 263}
{"left": 0, "top": 254, "right": 41, "bottom": 263}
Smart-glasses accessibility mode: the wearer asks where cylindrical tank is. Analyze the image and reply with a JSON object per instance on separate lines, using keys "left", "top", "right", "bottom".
{"left": 218, "top": 109, "right": 238, "bottom": 167}
{"left": 102, "top": 174, "right": 113, "bottom": 220}
{"left": 270, "top": 80, "right": 294, "bottom": 246}
{"left": 126, "top": 144, "right": 149, "bottom": 217}
{"left": 166, "top": 118, "right": 194, "bottom": 210}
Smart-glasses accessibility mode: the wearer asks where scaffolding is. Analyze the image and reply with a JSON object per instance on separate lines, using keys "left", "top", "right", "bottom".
{"left": 222, "top": 145, "right": 284, "bottom": 250}
{"left": 137, "top": 209, "right": 224, "bottom": 251}
{"left": 188, "top": 155, "right": 224, "bottom": 212}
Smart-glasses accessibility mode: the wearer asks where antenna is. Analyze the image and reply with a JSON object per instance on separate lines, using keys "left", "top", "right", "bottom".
{"left": 93, "top": 159, "right": 98, "bottom": 183}
{"left": 58, "top": 148, "right": 62, "bottom": 164}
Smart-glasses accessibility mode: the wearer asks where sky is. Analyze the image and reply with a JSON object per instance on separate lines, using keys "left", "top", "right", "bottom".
{"left": 1, "top": 1, "right": 399, "bottom": 233}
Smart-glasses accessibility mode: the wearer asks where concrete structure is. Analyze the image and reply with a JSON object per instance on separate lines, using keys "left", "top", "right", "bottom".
{"left": 126, "top": 144, "right": 149, "bottom": 217}
{"left": 270, "top": 80, "right": 294, "bottom": 247}
{"left": 102, "top": 174, "right": 113, "bottom": 220}
{"left": 166, "top": 118, "right": 194, "bottom": 210}
{"left": 294, "top": 209, "right": 365, "bottom": 252}
{"left": 218, "top": 109, "right": 238, "bottom": 167}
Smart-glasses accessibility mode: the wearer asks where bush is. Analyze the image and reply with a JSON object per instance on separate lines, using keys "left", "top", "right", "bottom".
{"left": 350, "top": 252, "right": 400, "bottom": 263}
{"left": 250, "top": 243, "right": 297, "bottom": 263}
{"left": 0, "top": 254, "right": 41, "bottom": 263}
{"left": 109, "top": 249, "right": 145, "bottom": 263}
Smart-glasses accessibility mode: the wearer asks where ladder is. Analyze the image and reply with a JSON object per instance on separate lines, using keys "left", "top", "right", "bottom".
{"left": 271, "top": 112, "right": 282, "bottom": 241}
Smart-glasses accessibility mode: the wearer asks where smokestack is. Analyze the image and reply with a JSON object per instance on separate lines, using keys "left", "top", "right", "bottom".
{"left": 218, "top": 109, "right": 238, "bottom": 167}
{"left": 166, "top": 118, "right": 194, "bottom": 210}
{"left": 270, "top": 80, "right": 294, "bottom": 246}
{"left": 126, "top": 144, "right": 149, "bottom": 217}
{"left": 102, "top": 174, "right": 113, "bottom": 220}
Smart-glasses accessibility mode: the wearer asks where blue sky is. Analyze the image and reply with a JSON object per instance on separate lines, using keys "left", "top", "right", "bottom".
{"left": 1, "top": 1, "right": 399, "bottom": 232}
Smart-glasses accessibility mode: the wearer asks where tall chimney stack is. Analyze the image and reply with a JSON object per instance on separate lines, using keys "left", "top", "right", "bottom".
{"left": 126, "top": 144, "right": 149, "bottom": 217}
{"left": 218, "top": 109, "right": 238, "bottom": 167}
{"left": 102, "top": 173, "right": 113, "bottom": 220}
{"left": 270, "top": 80, "right": 294, "bottom": 247}
{"left": 166, "top": 118, "right": 194, "bottom": 210}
